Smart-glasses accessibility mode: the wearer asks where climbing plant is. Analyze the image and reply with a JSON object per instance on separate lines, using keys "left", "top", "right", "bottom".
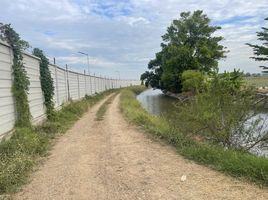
{"left": 0, "top": 23, "right": 31, "bottom": 127}
{"left": 33, "top": 48, "right": 55, "bottom": 118}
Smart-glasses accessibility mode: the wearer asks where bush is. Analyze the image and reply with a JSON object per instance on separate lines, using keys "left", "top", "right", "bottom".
{"left": 178, "top": 70, "right": 267, "bottom": 151}
{"left": 0, "top": 128, "right": 47, "bottom": 193}
{"left": 181, "top": 70, "right": 206, "bottom": 93}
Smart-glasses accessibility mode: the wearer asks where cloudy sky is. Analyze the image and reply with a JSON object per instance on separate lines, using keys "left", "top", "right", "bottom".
{"left": 0, "top": 0, "right": 267, "bottom": 79}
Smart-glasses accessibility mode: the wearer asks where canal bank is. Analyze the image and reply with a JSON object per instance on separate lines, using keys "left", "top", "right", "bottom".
{"left": 120, "top": 86, "right": 268, "bottom": 186}
{"left": 137, "top": 88, "right": 268, "bottom": 158}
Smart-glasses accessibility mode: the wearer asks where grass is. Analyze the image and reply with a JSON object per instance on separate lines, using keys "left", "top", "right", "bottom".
{"left": 96, "top": 93, "right": 117, "bottom": 121}
{"left": 120, "top": 86, "right": 268, "bottom": 187}
{"left": 0, "top": 89, "right": 116, "bottom": 195}
{"left": 245, "top": 76, "right": 268, "bottom": 88}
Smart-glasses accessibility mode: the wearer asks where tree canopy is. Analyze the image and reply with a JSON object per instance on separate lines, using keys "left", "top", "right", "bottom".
{"left": 141, "top": 10, "right": 227, "bottom": 93}
{"left": 247, "top": 17, "right": 268, "bottom": 74}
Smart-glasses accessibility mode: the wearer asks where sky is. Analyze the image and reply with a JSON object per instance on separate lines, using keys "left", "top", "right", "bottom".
{"left": 0, "top": 0, "right": 267, "bottom": 79}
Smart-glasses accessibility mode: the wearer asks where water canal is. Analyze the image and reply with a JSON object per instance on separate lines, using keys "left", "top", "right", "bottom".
{"left": 137, "top": 88, "right": 268, "bottom": 157}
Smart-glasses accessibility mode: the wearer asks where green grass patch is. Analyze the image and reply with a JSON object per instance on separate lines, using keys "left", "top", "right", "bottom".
{"left": 0, "top": 89, "right": 116, "bottom": 195}
{"left": 120, "top": 87, "right": 268, "bottom": 187}
{"left": 96, "top": 93, "right": 117, "bottom": 121}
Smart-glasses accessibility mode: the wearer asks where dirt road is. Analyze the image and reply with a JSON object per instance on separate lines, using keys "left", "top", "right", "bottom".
{"left": 15, "top": 94, "right": 268, "bottom": 200}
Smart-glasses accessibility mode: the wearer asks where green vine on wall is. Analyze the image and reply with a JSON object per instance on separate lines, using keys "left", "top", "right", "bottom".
{"left": 0, "top": 23, "right": 31, "bottom": 127}
{"left": 33, "top": 48, "right": 55, "bottom": 118}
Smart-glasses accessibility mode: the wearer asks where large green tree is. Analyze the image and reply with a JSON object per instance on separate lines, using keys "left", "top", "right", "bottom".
{"left": 141, "top": 10, "right": 227, "bottom": 93}
{"left": 247, "top": 17, "right": 268, "bottom": 74}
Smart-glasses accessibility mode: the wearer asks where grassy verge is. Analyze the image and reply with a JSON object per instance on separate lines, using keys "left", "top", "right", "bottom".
{"left": 120, "top": 86, "right": 268, "bottom": 187}
{"left": 245, "top": 76, "right": 268, "bottom": 88}
{"left": 96, "top": 93, "right": 117, "bottom": 121}
{"left": 0, "top": 90, "right": 115, "bottom": 195}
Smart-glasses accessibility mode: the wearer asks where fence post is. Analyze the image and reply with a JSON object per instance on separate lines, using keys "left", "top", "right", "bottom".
{"left": 100, "top": 75, "right": 102, "bottom": 92}
{"left": 77, "top": 73, "right": 80, "bottom": 99}
{"left": 54, "top": 65, "right": 60, "bottom": 106}
{"left": 98, "top": 76, "right": 100, "bottom": 93}
{"left": 99, "top": 75, "right": 101, "bottom": 92}
{"left": 63, "top": 66, "right": 68, "bottom": 102}
{"left": 94, "top": 73, "right": 96, "bottom": 94}
{"left": 84, "top": 70, "right": 87, "bottom": 96}
{"left": 101, "top": 76, "right": 103, "bottom": 91}
{"left": 102, "top": 76, "right": 104, "bottom": 91}
{"left": 89, "top": 73, "right": 92, "bottom": 95}
{"left": 103, "top": 77, "right": 105, "bottom": 91}
{"left": 105, "top": 77, "right": 107, "bottom": 91}
{"left": 66, "top": 64, "right": 70, "bottom": 101}
{"left": 98, "top": 76, "right": 100, "bottom": 92}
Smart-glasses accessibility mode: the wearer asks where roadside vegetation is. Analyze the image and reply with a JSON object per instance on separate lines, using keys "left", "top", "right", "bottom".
{"left": 120, "top": 86, "right": 268, "bottom": 187}
{"left": 179, "top": 70, "right": 268, "bottom": 151}
{"left": 137, "top": 10, "right": 268, "bottom": 186}
{"left": 129, "top": 8, "right": 268, "bottom": 174}
{"left": 0, "top": 90, "right": 115, "bottom": 194}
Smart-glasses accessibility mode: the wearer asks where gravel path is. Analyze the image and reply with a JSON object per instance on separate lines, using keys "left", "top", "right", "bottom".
{"left": 15, "top": 94, "right": 268, "bottom": 200}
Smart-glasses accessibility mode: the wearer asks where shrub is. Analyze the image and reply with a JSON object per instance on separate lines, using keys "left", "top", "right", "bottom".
{"left": 178, "top": 70, "right": 267, "bottom": 150}
{"left": 181, "top": 70, "right": 206, "bottom": 93}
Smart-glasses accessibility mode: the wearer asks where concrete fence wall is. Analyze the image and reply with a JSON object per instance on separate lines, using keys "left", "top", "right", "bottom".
{"left": 0, "top": 40, "right": 140, "bottom": 137}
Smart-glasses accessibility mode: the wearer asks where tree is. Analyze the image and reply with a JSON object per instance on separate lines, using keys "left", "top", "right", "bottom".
{"left": 247, "top": 17, "right": 268, "bottom": 74}
{"left": 141, "top": 10, "right": 227, "bottom": 93}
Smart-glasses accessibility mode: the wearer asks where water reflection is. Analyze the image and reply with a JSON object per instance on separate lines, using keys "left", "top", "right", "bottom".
{"left": 136, "top": 88, "right": 178, "bottom": 117}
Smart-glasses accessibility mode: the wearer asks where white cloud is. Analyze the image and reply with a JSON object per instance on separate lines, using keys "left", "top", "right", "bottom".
{"left": 56, "top": 55, "right": 120, "bottom": 68}
{"left": 116, "top": 16, "right": 150, "bottom": 26}
{"left": 0, "top": 0, "right": 267, "bottom": 78}
{"left": 45, "top": 38, "right": 93, "bottom": 51}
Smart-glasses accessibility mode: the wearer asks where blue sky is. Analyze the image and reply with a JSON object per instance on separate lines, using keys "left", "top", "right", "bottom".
{"left": 0, "top": 0, "right": 268, "bottom": 79}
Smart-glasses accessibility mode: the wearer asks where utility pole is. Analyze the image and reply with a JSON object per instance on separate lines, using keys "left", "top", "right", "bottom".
{"left": 78, "top": 51, "right": 93, "bottom": 95}
{"left": 78, "top": 51, "right": 90, "bottom": 75}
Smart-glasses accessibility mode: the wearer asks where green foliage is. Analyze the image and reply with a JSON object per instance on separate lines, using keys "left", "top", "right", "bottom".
{"left": 0, "top": 127, "right": 47, "bottom": 193}
{"left": 177, "top": 70, "right": 268, "bottom": 150}
{"left": 0, "top": 90, "right": 115, "bottom": 194}
{"left": 247, "top": 17, "right": 268, "bottom": 73}
{"left": 120, "top": 88, "right": 268, "bottom": 186}
{"left": 32, "top": 48, "right": 55, "bottom": 118}
{"left": 217, "top": 69, "right": 245, "bottom": 93}
{"left": 0, "top": 23, "right": 31, "bottom": 127}
{"left": 181, "top": 70, "right": 206, "bottom": 93}
{"left": 141, "top": 10, "right": 227, "bottom": 93}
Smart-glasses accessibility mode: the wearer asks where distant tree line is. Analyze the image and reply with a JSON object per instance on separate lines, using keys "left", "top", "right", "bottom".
{"left": 242, "top": 72, "right": 262, "bottom": 77}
